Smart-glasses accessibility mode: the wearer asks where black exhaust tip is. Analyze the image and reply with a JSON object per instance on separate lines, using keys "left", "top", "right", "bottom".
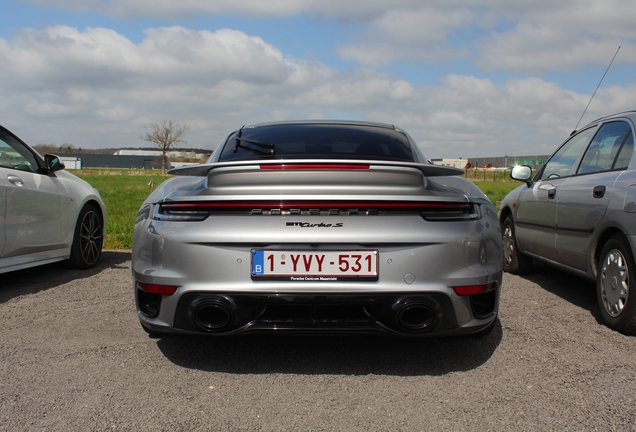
{"left": 193, "top": 302, "right": 233, "bottom": 330}
{"left": 390, "top": 296, "right": 440, "bottom": 332}
{"left": 396, "top": 304, "right": 436, "bottom": 330}
{"left": 189, "top": 295, "right": 239, "bottom": 332}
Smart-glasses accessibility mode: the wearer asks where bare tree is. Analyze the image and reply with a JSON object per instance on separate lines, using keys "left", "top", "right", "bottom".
{"left": 34, "top": 144, "right": 60, "bottom": 154}
{"left": 141, "top": 120, "right": 189, "bottom": 174}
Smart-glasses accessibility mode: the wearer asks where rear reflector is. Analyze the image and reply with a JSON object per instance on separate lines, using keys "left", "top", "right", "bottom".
{"left": 453, "top": 282, "right": 498, "bottom": 296}
{"left": 259, "top": 163, "right": 370, "bottom": 170}
{"left": 136, "top": 281, "right": 178, "bottom": 296}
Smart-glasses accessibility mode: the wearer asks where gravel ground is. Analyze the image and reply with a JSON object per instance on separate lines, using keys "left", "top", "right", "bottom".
{"left": 1, "top": 251, "right": 636, "bottom": 431}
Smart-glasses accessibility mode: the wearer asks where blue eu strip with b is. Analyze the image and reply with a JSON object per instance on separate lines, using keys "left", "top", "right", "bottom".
{"left": 252, "top": 250, "right": 264, "bottom": 275}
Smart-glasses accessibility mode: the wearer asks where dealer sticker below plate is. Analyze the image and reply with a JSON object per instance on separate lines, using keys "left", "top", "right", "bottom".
{"left": 251, "top": 250, "right": 378, "bottom": 281}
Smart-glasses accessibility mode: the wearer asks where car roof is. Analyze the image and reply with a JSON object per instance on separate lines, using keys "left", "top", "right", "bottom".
{"left": 241, "top": 119, "right": 398, "bottom": 131}
{"left": 584, "top": 110, "right": 636, "bottom": 128}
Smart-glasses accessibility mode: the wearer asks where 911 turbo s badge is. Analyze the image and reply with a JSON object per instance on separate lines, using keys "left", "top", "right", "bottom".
{"left": 286, "top": 222, "right": 344, "bottom": 227}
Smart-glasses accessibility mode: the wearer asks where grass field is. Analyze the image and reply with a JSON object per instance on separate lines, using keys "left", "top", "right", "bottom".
{"left": 74, "top": 170, "right": 171, "bottom": 250}
{"left": 75, "top": 169, "right": 520, "bottom": 250}
{"left": 472, "top": 180, "right": 520, "bottom": 207}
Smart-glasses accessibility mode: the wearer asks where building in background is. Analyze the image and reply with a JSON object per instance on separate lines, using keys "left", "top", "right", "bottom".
{"left": 431, "top": 155, "right": 549, "bottom": 170}
{"left": 59, "top": 153, "right": 165, "bottom": 169}
{"left": 55, "top": 148, "right": 213, "bottom": 170}
{"left": 114, "top": 149, "right": 211, "bottom": 160}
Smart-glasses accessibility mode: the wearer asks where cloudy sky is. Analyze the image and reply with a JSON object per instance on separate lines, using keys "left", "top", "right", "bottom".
{"left": 1, "top": 0, "right": 635, "bottom": 159}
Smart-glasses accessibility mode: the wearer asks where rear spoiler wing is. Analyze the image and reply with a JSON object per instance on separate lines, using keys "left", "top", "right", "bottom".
{"left": 168, "top": 160, "right": 464, "bottom": 177}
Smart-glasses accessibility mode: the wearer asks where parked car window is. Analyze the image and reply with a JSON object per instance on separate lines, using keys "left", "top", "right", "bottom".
{"left": 0, "top": 130, "right": 38, "bottom": 173}
{"left": 613, "top": 129, "right": 634, "bottom": 170}
{"left": 578, "top": 121, "right": 633, "bottom": 174}
{"left": 540, "top": 127, "right": 596, "bottom": 179}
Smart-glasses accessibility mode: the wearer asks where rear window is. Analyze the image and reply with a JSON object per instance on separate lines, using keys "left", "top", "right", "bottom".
{"left": 218, "top": 124, "right": 415, "bottom": 162}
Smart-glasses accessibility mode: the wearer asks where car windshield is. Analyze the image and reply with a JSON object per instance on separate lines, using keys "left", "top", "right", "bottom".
{"left": 217, "top": 124, "right": 415, "bottom": 162}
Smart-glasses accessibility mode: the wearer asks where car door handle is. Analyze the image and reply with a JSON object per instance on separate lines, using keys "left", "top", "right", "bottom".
{"left": 539, "top": 183, "right": 557, "bottom": 199}
{"left": 7, "top": 174, "right": 24, "bottom": 187}
{"left": 593, "top": 185, "right": 606, "bottom": 198}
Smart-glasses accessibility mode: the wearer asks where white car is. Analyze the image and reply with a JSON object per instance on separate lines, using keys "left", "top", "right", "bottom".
{"left": 0, "top": 125, "right": 107, "bottom": 274}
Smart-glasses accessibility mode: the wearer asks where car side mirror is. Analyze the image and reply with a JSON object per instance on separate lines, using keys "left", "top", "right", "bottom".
{"left": 44, "top": 154, "right": 66, "bottom": 173}
{"left": 510, "top": 165, "right": 532, "bottom": 186}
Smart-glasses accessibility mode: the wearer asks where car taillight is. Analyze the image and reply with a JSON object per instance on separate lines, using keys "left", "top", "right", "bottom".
{"left": 136, "top": 281, "right": 178, "bottom": 296}
{"left": 420, "top": 203, "right": 480, "bottom": 221}
{"left": 153, "top": 201, "right": 479, "bottom": 220}
{"left": 153, "top": 204, "right": 211, "bottom": 221}
{"left": 452, "top": 282, "right": 498, "bottom": 296}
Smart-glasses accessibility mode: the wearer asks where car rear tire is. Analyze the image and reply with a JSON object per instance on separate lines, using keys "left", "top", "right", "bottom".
{"left": 67, "top": 204, "right": 103, "bottom": 269}
{"left": 597, "top": 235, "right": 636, "bottom": 335}
{"left": 502, "top": 215, "right": 532, "bottom": 275}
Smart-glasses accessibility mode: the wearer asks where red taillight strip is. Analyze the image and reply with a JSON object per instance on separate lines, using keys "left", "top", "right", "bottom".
{"left": 259, "top": 163, "right": 370, "bottom": 170}
{"left": 452, "top": 282, "right": 498, "bottom": 296}
{"left": 136, "top": 281, "right": 178, "bottom": 296}
{"left": 160, "top": 202, "right": 472, "bottom": 211}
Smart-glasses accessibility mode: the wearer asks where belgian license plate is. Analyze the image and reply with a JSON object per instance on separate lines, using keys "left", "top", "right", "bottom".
{"left": 251, "top": 250, "right": 378, "bottom": 281}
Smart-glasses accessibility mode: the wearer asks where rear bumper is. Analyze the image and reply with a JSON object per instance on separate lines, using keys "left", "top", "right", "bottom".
{"left": 133, "top": 205, "right": 503, "bottom": 337}
{"left": 137, "top": 290, "right": 498, "bottom": 337}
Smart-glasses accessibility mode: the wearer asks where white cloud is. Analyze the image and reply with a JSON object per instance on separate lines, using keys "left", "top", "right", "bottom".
{"left": 1, "top": 24, "right": 634, "bottom": 158}
{"left": 473, "top": 0, "right": 636, "bottom": 73}
{"left": 337, "top": 7, "right": 476, "bottom": 66}
{"left": 23, "top": 0, "right": 636, "bottom": 74}
{"left": 477, "top": 20, "right": 636, "bottom": 73}
{"left": 336, "top": 0, "right": 636, "bottom": 72}
{"left": 25, "top": 0, "right": 417, "bottom": 20}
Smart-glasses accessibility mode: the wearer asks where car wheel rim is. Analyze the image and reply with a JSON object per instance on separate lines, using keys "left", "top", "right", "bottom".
{"left": 80, "top": 211, "right": 102, "bottom": 265}
{"left": 600, "top": 249, "right": 629, "bottom": 318}
{"left": 503, "top": 224, "right": 514, "bottom": 266}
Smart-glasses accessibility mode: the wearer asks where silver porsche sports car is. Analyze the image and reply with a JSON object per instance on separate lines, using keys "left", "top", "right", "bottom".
{"left": 132, "top": 120, "right": 503, "bottom": 337}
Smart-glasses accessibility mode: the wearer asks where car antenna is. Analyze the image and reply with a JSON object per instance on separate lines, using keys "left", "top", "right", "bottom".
{"left": 572, "top": 46, "right": 621, "bottom": 134}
